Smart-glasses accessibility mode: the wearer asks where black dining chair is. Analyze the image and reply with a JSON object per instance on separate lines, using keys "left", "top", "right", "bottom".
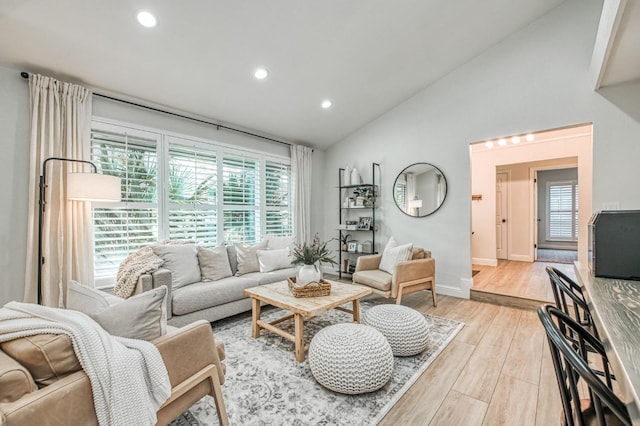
{"left": 538, "top": 304, "right": 631, "bottom": 426}
{"left": 545, "top": 266, "right": 597, "bottom": 336}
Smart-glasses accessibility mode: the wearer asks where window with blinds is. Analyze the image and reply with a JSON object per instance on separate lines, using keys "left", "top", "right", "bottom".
{"left": 90, "top": 128, "right": 159, "bottom": 279}
{"left": 168, "top": 145, "right": 217, "bottom": 246}
{"left": 547, "top": 180, "right": 579, "bottom": 241}
{"left": 90, "top": 121, "right": 293, "bottom": 284}
{"left": 265, "top": 160, "right": 292, "bottom": 236}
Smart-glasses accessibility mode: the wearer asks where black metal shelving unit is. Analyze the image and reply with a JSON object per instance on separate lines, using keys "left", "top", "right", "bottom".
{"left": 338, "top": 163, "right": 380, "bottom": 279}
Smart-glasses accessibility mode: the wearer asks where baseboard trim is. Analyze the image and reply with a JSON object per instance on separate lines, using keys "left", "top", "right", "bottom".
{"left": 437, "top": 283, "right": 470, "bottom": 299}
{"left": 509, "top": 254, "right": 533, "bottom": 262}
{"left": 472, "top": 258, "right": 498, "bottom": 267}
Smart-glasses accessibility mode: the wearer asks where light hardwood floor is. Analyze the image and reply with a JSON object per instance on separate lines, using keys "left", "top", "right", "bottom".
{"left": 472, "top": 260, "right": 576, "bottom": 302}
{"left": 375, "top": 291, "right": 562, "bottom": 426}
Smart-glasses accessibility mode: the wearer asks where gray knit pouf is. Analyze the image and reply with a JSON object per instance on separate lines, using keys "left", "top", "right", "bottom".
{"left": 362, "top": 304, "right": 431, "bottom": 356}
{"left": 308, "top": 323, "right": 394, "bottom": 394}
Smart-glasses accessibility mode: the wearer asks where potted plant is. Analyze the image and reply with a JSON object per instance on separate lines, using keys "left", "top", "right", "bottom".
{"left": 291, "top": 233, "right": 338, "bottom": 285}
{"left": 353, "top": 186, "right": 376, "bottom": 207}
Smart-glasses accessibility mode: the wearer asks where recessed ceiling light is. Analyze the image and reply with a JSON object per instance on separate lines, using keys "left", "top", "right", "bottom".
{"left": 137, "top": 11, "right": 157, "bottom": 28}
{"left": 511, "top": 136, "right": 521, "bottom": 144}
{"left": 525, "top": 133, "right": 535, "bottom": 142}
{"left": 254, "top": 68, "right": 269, "bottom": 80}
{"left": 498, "top": 138, "right": 507, "bottom": 146}
{"left": 321, "top": 100, "right": 332, "bottom": 109}
{"left": 485, "top": 141, "right": 494, "bottom": 148}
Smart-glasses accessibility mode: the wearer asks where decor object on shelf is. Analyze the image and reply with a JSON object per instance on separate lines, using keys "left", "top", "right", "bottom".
{"left": 362, "top": 304, "right": 431, "bottom": 356}
{"left": 347, "top": 242, "right": 358, "bottom": 252}
{"left": 309, "top": 323, "right": 394, "bottom": 394}
{"left": 393, "top": 162, "right": 447, "bottom": 217}
{"left": 350, "top": 167, "right": 361, "bottom": 185}
{"left": 291, "top": 234, "right": 338, "bottom": 285}
{"left": 353, "top": 186, "right": 376, "bottom": 207}
{"left": 37, "top": 157, "right": 120, "bottom": 304}
{"left": 343, "top": 165, "right": 351, "bottom": 186}
{"left": 357, "top": 216, "right": 372, "bottom": 230}
{"left": 352, "top": 243, "right": 437, "bottom": 306}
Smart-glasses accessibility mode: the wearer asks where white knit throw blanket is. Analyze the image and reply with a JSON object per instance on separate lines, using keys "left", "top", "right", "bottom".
{"left": 0, "top": 302, "right": 171, "bottom": 426}
{"left": 114, "top": 246, "right": 164, "bottom": 298}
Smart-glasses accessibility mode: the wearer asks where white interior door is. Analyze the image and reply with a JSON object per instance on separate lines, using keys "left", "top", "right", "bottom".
{"left": 496, "top": 172, "right": 508, "bottom": 259}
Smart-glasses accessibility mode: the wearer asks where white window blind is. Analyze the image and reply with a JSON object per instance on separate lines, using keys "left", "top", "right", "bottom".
{"left": 265, "top": 160, "right": 292, "bottom": 236}
{"left": 547, "top": 180, "right": 579, "bottom": 241}
{"left": 90, "top": 128, "right": 159, "bottom": 279}
{"left": 222, "top": 155, "right": 259, "bottom": 244}
{"left": 168, "top": 145, "right": 217, "bottom": 246}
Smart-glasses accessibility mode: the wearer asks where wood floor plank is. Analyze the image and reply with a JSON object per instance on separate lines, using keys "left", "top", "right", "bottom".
{"left": 451, "top": 301, "right": 500, "bottom": 346}
{"left": 502, "top": 310, "right": 545, "bottom": 385}
{"left": 379, "top": 339, "right": 476, "bottom": 425}
{"left": 429, "top": 390, "right": 488, "bottom": 426}
{"left": 452, "top": 307, "right": 521, "bottom": 402}
{"left": 536, "top": 353, "right": 563, "bottom": 426}
{"left": 483, "top": 374, "right": 538, "bottom": 426}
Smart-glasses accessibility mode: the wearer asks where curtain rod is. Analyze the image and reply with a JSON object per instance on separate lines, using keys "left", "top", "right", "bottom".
{"left": 20, "top": 71, "right": 302, "bottom": 150}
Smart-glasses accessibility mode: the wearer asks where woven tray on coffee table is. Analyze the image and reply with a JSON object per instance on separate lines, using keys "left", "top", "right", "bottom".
{"left": 287, "top": 277, "right": 332, "bottom": 297}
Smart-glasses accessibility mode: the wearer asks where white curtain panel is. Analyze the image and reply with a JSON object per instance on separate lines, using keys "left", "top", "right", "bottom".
{"left": 24, "top": 74, "right": 94, "bottom": 307}
{"left": 291, "top": 145, "right": 312, "bottom": 244}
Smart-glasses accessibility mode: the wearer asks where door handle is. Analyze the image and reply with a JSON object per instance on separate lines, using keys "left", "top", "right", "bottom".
{"left": 502, "top": 219, "right": 506, "bottom": 223}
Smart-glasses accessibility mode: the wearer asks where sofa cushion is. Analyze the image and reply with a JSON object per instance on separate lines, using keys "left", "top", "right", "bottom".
{"left": 0, "top": 334, "right": 81, "bottom": 388}
{"left": 171, "top": 277, "right": 258, "bottom": 315}
{"left": 235, "top": 240, "right": 268, "bottom": 275}
{"left": 256, "top": 248, "right": 293, "bottom": 273}
{"left": 198, "top": 245, "right": 233, "bottom": 281}
{"left": 0, "top": 350, "right": 38, "bottom": 402}
{"left": 153, "top": 244, "right": 201, "bottom": 288}
{"left": 352, "top": 269, "right": 392, "bottom": 292}
{"left": 68, "top": 281, "right": 168, "bottom": 341}
{"left": 263, "top": 235, "right": 296, "bottom": 250}
{"left": 91, "top": 286, "right": 168, "bottom": 340}
{"left": 67, "top": 279, "right": 123, "bottom": 311}
{"left": 226, "top": 245, "right": 238, "bottom": 275}
{"left": 241, "top": 267, "right": 297, "bottom": 286}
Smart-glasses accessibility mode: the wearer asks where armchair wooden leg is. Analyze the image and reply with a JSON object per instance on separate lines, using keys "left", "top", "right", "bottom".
{"left": 395, "top": 293, "right": 403, "bottom": 305}
{"left": 208, "top": 369, "right": 229, "bottom": 426}
{"left": 431, "top": 284, "right": 437, "bottom": 307}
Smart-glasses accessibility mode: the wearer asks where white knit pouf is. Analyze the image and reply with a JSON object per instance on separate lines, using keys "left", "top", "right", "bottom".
{"left": 362, "top": 304, "right": 431, "bottom": 356}
{"left": 309, "top": 323, "right": 394, "bottom": 394}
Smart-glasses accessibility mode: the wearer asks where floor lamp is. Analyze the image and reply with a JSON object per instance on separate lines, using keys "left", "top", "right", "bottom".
{"left": 37, "top": 157, "right": 121, "bottom": 304}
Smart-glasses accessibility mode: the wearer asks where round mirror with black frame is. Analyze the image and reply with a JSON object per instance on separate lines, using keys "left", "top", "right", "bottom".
{"left": 393, "top": 162, "right": 447, "bottom": 217}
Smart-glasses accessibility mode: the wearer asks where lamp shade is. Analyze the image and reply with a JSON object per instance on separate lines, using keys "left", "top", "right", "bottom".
{"left": 408, "top": 199, "right": 423, "bottom": 209}
{"left": 67, "top": 172, "right": 121, "bottom": 202}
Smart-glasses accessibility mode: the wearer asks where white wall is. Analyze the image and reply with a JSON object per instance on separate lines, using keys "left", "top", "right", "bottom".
{"left": 0, "top": 66, "right": 30, "bottom": 305}
{"left": 0, "top": 70, "right": 324, "bottom": 304}
{"left": 322, "top": 0, "right": 640, "bottom": 299}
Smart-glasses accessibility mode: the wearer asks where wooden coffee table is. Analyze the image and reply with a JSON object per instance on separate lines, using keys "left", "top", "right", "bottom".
{"left": 243, "top": 280, "right": 372, "bottom": 362}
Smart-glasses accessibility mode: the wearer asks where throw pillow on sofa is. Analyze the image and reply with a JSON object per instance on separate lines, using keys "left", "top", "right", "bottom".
{"left": 257, "top": 248, "right": 293, "bottom": 273}
{"left": 263, "top": 235, "right": 296, "bottom": 251}
{"left": 235, "top": 240, "right": 268, "bottom": 275}
{"left": 198, "top": 245, "right": 233, "bottom": 281}
{"left": 67, "top": 280, "right": 168, "bottom": 340}
{"left": 379, "top": 237, "right": 414, "bottom": 275}
{"left": 153, "top": 243, "right": 201, "bottom": 288}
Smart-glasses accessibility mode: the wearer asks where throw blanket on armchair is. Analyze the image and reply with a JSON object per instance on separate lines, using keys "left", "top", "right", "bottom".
{"left": 0, "top": 302, "right": 171, "bottom": 426}
{"left": 114, "top": 246, "right": 164, "bottom": 298}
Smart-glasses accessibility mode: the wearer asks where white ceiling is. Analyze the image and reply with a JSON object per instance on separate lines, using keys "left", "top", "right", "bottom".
{"left": 0, "top": 0, "right": 568, "bottom": 149}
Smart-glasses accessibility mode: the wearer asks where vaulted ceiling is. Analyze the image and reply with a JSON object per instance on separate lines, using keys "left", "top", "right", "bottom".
{"left": 0, "top": 0, "right": 609, "bottom": 150}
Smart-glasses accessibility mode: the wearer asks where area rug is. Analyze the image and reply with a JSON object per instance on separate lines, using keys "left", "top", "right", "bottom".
{"left": 170, "top": 301, "right": 463, "bottom": 426}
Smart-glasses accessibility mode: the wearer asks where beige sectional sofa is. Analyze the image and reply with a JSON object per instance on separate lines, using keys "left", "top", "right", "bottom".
{"left": 134, "top": 240, "right": 297, "bottom": 327}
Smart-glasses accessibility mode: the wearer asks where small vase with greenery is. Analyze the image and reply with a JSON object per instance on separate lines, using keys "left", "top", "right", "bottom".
{"left": 291, "top": 234, "right": 338, "bottom": 285}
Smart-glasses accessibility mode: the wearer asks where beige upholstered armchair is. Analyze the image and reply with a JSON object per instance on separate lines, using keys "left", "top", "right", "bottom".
{"left": 352, "top": 248, "right": 436, "bottom": 306}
